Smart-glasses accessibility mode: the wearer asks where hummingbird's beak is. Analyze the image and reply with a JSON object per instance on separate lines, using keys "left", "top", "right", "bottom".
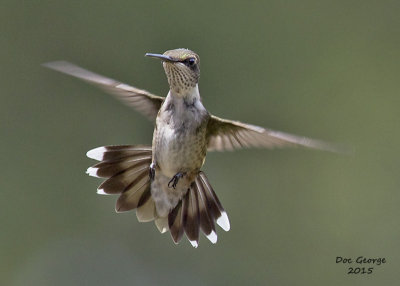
{"left": 145, "top": 53, "right": 177, "bottom": 62}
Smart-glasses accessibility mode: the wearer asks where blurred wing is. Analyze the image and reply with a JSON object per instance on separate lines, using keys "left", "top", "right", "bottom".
{"left": 43, "top": 61, "right": 164, "bottom": 120}
{"left": 206, "top": 115, "right": 345, "bottom": 153}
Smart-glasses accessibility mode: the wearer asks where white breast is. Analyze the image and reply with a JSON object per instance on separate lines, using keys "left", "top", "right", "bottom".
{"left": 154, "top": 87, "right": 208, "bottom": 178}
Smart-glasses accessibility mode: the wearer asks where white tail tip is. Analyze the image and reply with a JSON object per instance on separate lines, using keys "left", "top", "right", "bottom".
{"left": 216, "top": 212, "right": 230, "bottom": 231}
{"left": 86, "top": 147, "right": 106, "bottom": 161}
{"left": 97, "top": 188, "right": 108, "bottom": 195}
{"left": 189, "top": 240, "right": 198, "bottom": 248}
{"left": 206, "top": 230, "right": 218, "bottom": 244}
{"left": 86, "top": 167, "right": 99, "bottom": 177}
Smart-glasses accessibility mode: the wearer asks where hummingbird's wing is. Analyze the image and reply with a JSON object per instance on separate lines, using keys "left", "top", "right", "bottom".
{"left": 206, "top": 115, "right": 346, "bottom": 153}
{"left": 43, "top": 61, "right": 164, "bottom": 120}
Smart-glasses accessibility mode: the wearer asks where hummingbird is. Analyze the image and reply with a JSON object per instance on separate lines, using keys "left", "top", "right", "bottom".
{"left": 43, "top": 48, "right": 343, "bottom": 248}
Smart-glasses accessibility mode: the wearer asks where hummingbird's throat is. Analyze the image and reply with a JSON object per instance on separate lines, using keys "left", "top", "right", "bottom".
{"left": 163, "top": 63, "right": 199, "bottom": 95}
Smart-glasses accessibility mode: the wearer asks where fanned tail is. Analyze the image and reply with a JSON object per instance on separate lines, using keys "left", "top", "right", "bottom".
{"left": 86, "top": 145, "right": 156, "bottom": 222}
{"left": 168, "top": 171, "right": 230, "bottom": 247}
{"left": 87, "top": 146, "right": 230, "bottom": 247}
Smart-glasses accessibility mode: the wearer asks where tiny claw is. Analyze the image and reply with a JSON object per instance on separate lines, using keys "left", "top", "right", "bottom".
{"left": 168, "top": 172, "right": 185, "bottom": 189}
{"left": 168, "top": 177, "right": 177, "bottom": 189}
{"left": 149, "top": 163, "right": 156, "bottom": 181}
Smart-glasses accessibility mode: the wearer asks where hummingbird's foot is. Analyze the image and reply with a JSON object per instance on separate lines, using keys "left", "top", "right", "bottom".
{"left": 168, "top": 172, "right": 186, "bottom": 189}
{"left": 149, "top": 163, "right": 156, "bottom": 181}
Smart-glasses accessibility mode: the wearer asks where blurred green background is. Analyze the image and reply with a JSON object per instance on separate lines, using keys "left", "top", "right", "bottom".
{"left": 1, "top": 0, "right": 399, "bottom": 285}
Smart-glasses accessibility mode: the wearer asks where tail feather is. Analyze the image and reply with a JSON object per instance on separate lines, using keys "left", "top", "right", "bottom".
{"left": 116, "top": 181, "right": 150, "bottom": 212}
{"left": 197, "top": 174, "right": 222, "bottom": 220}
{"left": 182, "top": 186, "right": 200, "bottom": 248}
{"left": 98, "top": 164, "right": 150, "bottom": 194}
{"left": 86, "top": 145, "right": 230, "bottom": 247}
{"left": 155, "top": 217, "right": 169, "bottom": 233}
{"left": 87, "top": 145, "right": 152, "bottom": 161}
{"left": 167, "top": 172, "right": 229, "bottom": 246}
{"left": 87, "top": 145, "right": 152, "bottom": 212}
{"left": 195, "top": 178, "right": 217, "bottom": 243}
{"left": 136, "top": 191, "right": 157, "bottom": 222}
{"left": 168, "top": 200, "right": 184, "bottom": 243}
{"left": 199, "top": 172, "right": 230, "bottom": 231}
{"left": 89, "top": 154, "right": 152, "bottom": 178}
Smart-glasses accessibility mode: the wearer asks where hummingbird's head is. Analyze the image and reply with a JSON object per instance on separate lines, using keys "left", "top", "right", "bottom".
{"left": 146, "top": 49, "right": 200, "bottom": 95}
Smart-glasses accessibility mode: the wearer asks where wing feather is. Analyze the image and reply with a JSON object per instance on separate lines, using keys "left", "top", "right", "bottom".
{"left": 43, "top": 61, "right": 164, "bottom": 120}
{"left": 206, "top": 115, "right": 346, "bottom": 153}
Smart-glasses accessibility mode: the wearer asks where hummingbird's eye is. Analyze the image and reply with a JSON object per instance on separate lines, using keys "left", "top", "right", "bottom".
{"left": 184, "top": 58, "right": 196, "bottom": 67}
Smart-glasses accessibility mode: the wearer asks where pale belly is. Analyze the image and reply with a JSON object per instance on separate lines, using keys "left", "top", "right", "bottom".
{"left": 149, "top": 91, "right": 209, "bottom": 217}
{"left": 154, "top": 124, "right": 206, "bottom": 178}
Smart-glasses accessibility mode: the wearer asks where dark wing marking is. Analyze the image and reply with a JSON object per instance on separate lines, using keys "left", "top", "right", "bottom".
{"left": 43, "top": 61, "right": 164, "bottom": 120}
